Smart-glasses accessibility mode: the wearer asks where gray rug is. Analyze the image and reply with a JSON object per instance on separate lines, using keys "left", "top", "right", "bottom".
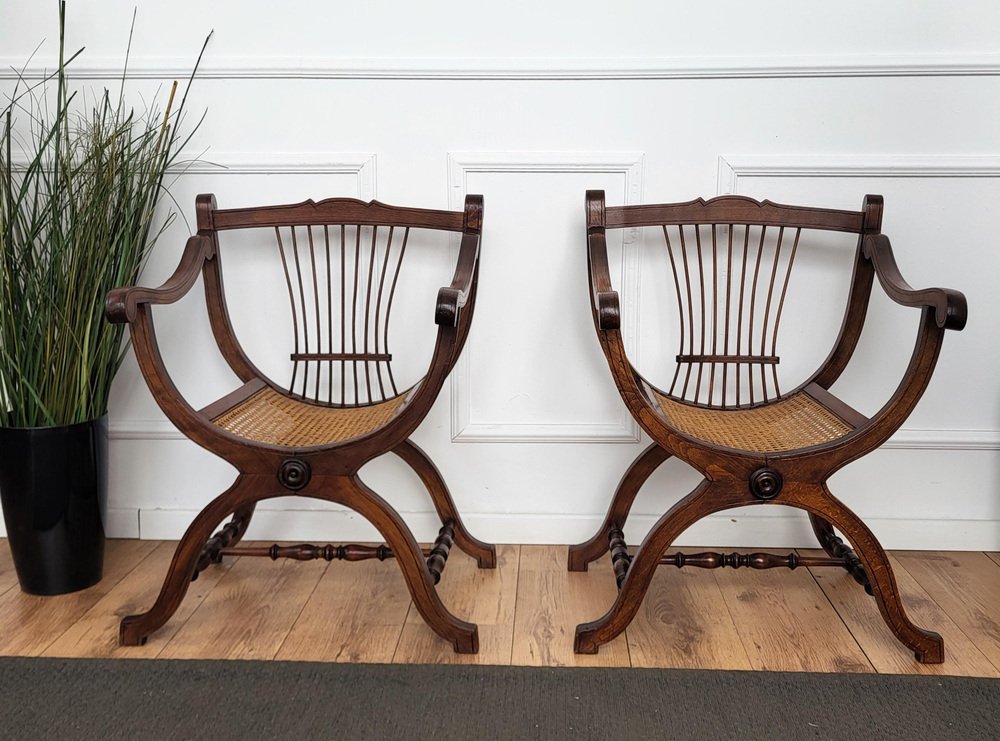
{"left": 0, "top": 657, "right": 996, "bottom": 739}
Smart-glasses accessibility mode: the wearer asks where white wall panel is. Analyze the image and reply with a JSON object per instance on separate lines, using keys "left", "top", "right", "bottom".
{"left": 4, "top": 2, "right": 1000, "bottom": 76}
{"left": 2, "top": 3, "right": 998, "bottom": 547}
{"left": 448, "top": 152, "right": 642, "bottom": 442}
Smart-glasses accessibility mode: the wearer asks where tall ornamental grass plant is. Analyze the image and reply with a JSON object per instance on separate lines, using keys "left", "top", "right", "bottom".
{"left": 0, "top": 2, "right": 208, "bottom": 427}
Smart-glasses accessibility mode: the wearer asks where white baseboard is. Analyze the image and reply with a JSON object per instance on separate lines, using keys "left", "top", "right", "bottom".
{"left": 124, "top": 508, "right": 1000, "bottom": 551}
{"left": 0, "top": 507, "right": 140, "bottom": 540}
{"left": 106, "top": 508, "right": 141, "bottom": 538}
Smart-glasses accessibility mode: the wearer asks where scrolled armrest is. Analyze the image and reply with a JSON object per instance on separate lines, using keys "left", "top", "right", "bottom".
{"left": 435, "top": 231, "right": 480, "bottom": 327}
{"left": 105, "top": 235, "right": 214, "bottom": 324}
{"left": 588, "top": 230, "right": 621, "bottom": 331}
{"left": 863, "top": 234, "right": 967, "bottom": 331}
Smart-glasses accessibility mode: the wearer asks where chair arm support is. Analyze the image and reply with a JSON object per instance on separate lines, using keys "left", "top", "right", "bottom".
{"left": 864, "top": 234, "right": 967, "bottom": 331}
{"left": 435, "top": 231, "right": 480, "bottom": 327}
{"left": 106, "top": 235, "right": 214, "bottom": 324}
{"left": 588, "top": 230, "right": 621, "bottom": 331}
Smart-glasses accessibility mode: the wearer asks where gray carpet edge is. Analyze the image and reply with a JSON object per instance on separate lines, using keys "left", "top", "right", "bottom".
{"left": 0, "top": 656, "right": 997, "bottom": 740}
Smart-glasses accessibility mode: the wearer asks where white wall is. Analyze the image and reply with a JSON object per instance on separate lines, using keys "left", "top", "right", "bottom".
{"left": 2, "top": 2, "right": 998, "bottom": 549}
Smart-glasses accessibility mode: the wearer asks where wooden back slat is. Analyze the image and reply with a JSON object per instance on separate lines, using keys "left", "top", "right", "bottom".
{"left": 236, "top": 220, "right": 417, "bottom": 407}
{"left": 604, "top": 195, "right": 867, "bottom": 409}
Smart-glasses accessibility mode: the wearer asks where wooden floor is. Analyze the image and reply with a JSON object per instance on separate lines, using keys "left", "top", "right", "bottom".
{"left": 1, "top": 539, "right": 999, "bottom": 676}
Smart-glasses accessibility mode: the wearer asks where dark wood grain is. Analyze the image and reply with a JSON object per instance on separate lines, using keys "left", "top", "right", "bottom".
{"left": 105, "top": 235, "right": 214, "bottom": 323}
{"left": 572, "top": 191, "right": 964, "bottom": 664}
{"left": 107, "top": 193, "right": 493, "bottom": 653}
{"left": 864, "top": 234, "right": 967, "bottom": 330}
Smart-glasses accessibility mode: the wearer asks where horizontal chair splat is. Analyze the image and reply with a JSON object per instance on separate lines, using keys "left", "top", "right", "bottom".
{"left": 676, "top": 354, "right": 779, "bottom": 365}
{"left": 211, "top": 198, "right": 466, "bottom": 232}
{"left": 290, "top": 352, "right": 392, "bottom": 362}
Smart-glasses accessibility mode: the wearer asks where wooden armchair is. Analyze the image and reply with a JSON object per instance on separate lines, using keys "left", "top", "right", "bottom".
{"left": 571, "top": 191, "right": 966, "bottom": 663}
{"left": 107, "top": 193, "right": 495, "bottom": 653}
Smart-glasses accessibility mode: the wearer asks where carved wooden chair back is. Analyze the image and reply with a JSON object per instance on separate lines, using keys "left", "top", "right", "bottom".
{"left": 600, "top": 195, "right": 878, "bottom": 408}
{"left": 574, "top": 190, "right": 966, "bottom": 665}
{"left": 107, "top": 193, "right": 494, "bottom": 654}
{"left": 201, "top": 197, "right": 470, "bottom": 407}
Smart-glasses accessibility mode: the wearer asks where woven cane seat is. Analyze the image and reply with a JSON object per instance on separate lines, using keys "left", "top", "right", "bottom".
{"left": 649, "top": 388, "right": 853, "bottom": 453}
{"left": 212, "top": 386, "right": 409, "bottom": 447}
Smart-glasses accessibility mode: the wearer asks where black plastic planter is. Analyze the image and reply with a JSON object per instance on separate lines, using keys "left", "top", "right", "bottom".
{"left": 0, "top": 416, "right": 107, "bottom": 595}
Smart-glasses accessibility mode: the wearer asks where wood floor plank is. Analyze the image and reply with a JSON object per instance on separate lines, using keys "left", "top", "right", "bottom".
{"left": 511, "top": 546, "right": 629, "bottom": 667}
{"left": 42, "top": 541, "right": 237, "bottom": 659}
{"left": 0, "top": 540, "right": 20, "bottom": 596}
{"left": 277, "top": 557, "right": 411, "bottom": 663}
{"left": 892, "top": 551, "right": 1000, "bottom": 672}
{"left": 627, "top": 558, "right": 753, "bottom": 670}
{"left": 157, "top": 543, "right": 328, "bottom": 660}
{"left": 0, "top": 539, "right": 158, "bottom": 656}
{"left": 801, "top": 549, "right": 999, "bottom": 677}
{"left": 713, "top": 563, "right": 874, "bottom": 673}
{"left": 1, "top": 536, "right": 997, "bottom": 677}
{"left": 393, "top": 545, "right": 519, "bottom": 665}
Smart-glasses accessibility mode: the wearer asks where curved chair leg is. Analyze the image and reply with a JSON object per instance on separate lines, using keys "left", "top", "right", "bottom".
{"left": 568, "top": 444, "right": 671, "bottom": 572}
{"left": 393, "top": 438, "right": 496, "bottom": 568}
{"left": 575, "top": 479, "right": 728, "bottom": 654}
{"left": 330, "top": 475, "right": 479, "bottom": 653}
{"left": 808, "top": 484, "right": 944, "bottom": 664}
{"left": 120, "top": 475, "right": 270, "bottom": 646}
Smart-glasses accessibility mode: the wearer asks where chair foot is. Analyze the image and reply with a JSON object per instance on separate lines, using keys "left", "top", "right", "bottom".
{"left": 573, "top": 479, "right": 722, "bottom": 653}
{"left": 808, "top": 485, "right": 945, "bottom": 665}
{"left": 568, "top": 444, "right": 670, "bottom": 572}
{"left": 332, "top": 475, "right": 481, "bottom": 654}
{"left": 118, "top": 475, "right": 268, "bottom": 648}
{"left": 915, "top": 635, "right": 945, "bottom": 664}
{"left": 453, "top": 627, "right": 480, "bottom": 654}
{"left": 393, "top": 439, "right": 496, "bottom": 569}
{"left": 119, "top": 615, "right": 149, "bottom": 646}
{"left": 573, "top": 629, "right": 600, "bottom": 655}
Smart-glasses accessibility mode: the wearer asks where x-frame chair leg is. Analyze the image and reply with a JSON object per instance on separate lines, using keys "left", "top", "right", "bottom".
{"left": 122, "top": 472, "right": 479, "bottom": 653}
{"left": 333, "top": 474, "right": 479, "bottom": 653}
{"left": 568, "top": 444, "right": 671, "bottom": 572}
{"left": 573, "top": 474, "right": 944, "bottom": 663}
{"left": 799, "top": 483, "right": 944, "bottom": 663}
{"left": 120, "top": 474, "right": 272, "bottom": 646}
{"left": 393, "top": 438, "right": 496, "bottom": 568}
{"left": 574, "top": 478, "right": 720, "bottom": 653}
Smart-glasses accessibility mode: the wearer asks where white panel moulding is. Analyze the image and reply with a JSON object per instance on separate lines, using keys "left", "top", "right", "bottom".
{"left": 717, "top": 154, "right": 1000, "bottom": 192}
{"left": 4, "top": 54, "right": 1000, "bottom": 80}
{"left": 447, "top": 151, "right": 643, "bottom": 443}
{"left": 172, "top": 151, "right": 377, "bottom": 198}
{"left": 716, "top": 153, "right": 1000, "bottom": 452}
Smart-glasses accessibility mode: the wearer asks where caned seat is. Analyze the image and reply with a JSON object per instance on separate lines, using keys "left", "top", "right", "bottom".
{"left": 649, "top": 387, "right": 854, "bottom": 453}
{"left": 107, "top": 193, "right": 495, "bottom": 653}
{"left": 210, "top": 383, "right": 414, "bottom": 448}
{"left": 571, "top": 190, "right": 967, "bottom": 664}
